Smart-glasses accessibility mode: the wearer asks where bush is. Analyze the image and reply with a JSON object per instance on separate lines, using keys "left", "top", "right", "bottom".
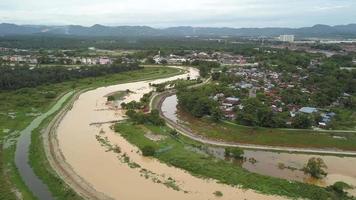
{"left": 303, "top": 157, "right": 328, "bottom": 179}
{"left": 125, "top": 109, "right": 165, "bottom": 126}
{"left": 107, "top": 95, "right": 115, "bottom": 101}
{"left": 141, "top": 145, "right": 156, "bottom": 157}
{"left": 170, "top": 129, "right": 178, "bottom": 136}
{"left": 213, "top": 191, "right": 223, "bottom": 197}
{"left": 224, "top": 147, "right": 244, "bottom": 159}
{"left": 327, "top": 181, "right": 352, "bottom": 196}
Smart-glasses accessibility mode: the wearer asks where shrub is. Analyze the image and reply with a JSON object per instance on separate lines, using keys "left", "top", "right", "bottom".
{"left": 213, "top": 191, "right": 223, "bottom": 197}
{"left": 327, "top": 181, "right": 352, "bottom": 196}
{"left": 141, "top": 145, "right": 156, "bottom": 157}
{"left": 224, "top": 147, "right": 244, "bottom": 159}
{"left": 303, "top": 157, "right": 328, "bottom": 179}
{"left": 107, "top": 95, "right": 115, "bottom": 101}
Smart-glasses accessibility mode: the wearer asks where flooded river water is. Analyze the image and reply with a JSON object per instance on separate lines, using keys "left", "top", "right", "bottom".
{"left": 161, "top": 94, "right": 356, "bottom": 196}
{"left": 55, "top": 67, "right": 288, "bottom": 200}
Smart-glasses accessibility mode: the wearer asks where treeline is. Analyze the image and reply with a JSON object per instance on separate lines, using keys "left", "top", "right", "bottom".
{"left": 188, "top": 60, "right": 221, "bottom": 78}
{"left": 0, "top": 63, "right": 142, "bottom": 90}
{"left": 0, "top": 35, "right": 258, "bottom": 51}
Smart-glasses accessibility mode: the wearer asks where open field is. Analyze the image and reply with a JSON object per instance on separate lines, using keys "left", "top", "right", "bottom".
{"left": 115, "top": 122, "right": 347, "bottom": 200}
{"left": 0, "top": 66, "right": 182, "bottom": 200}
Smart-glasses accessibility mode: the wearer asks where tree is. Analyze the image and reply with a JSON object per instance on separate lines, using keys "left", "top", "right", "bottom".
{"left": 145, "top": 57, "right": 155, "bottom": 64}
{"left": 169, "top": 129, "right": 178, "bottom": 136}
{"left": 211, "top": 72, "right": 221, "bottom": 81}
{"left": 236, "top": 98, "right": 270, "bottom": 127}
{"left": 141, "top": 145, "right": 155, "bottom": 157}
{"left": 211, "top": 107, "right": 222, "bottom": 122}
{"left": 225, "top": 147, "right": 244, "bottom": 159}
{"left": 303, "top": 157, "right": 328, "bottom": 179}
{"left": 160, "top": 59, "right": 168, "bottom": 65}
{"left": 107, "top": 95, "right": 115, "bottom": 101}
{"left": 292, "top": 113, "right": 312, "bottom": 129}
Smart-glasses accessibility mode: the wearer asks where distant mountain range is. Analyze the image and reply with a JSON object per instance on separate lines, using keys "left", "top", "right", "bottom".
{"left": 1, "top": 23, "right": 356, "bottom": 38}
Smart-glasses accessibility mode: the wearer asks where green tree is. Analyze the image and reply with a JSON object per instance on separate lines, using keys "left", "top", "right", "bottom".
{"left": 141, "top": 145, "right": 156, "bottom": 157}
{"left": 236, "top": 98, "right": 270, "bottom": 127}
{"left": 107, "top": 95, "right": 115, "bottom": 101}
{"left": 292, "top": 114, "right": 312, "bottom": 129}
{"left": 225, "top": 147, "right": 244, "bottom": 159}
{"left": 303, "top": 157, "right": 328, "bottom": 179}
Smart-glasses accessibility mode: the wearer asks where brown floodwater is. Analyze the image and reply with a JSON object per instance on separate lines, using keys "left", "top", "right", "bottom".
{"left": 56, "top": 67, "right": 286, "bottom": 200}
{"left": 161, "top": 94, "right": 356, "bottom": 196}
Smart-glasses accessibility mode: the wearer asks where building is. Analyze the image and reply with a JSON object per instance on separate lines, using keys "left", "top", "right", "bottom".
{"left": 224, "top": 97, "right": 240, "bottom": 105}
{"left": 299, "top": 107, "right": 318, "bottom": 114}
{"left": 279, "top": 35, "right": 295, "bottom": 43}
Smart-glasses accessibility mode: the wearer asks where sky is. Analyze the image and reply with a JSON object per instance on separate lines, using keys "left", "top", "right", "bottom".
{"left": 0, "top": 0, "right": 355, "bottom": 28}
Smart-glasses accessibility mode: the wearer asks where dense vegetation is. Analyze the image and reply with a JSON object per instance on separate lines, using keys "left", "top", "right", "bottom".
{"left": 0, "top": 35, "right": 258, "bottom": 51}
{"left": 177, "top": 85, "right": 222, "bottom": 120}
{"left": 125, "top": 109, "right": 165, "bottom": 126}
{"left": 0, "top": 63, "right": 142, "bottom": 90}
{"left": 177, "top": 47, "right": 356, "bottom": 130}
{"left": 188, "top": 60, "right": 220, "bottom": 77}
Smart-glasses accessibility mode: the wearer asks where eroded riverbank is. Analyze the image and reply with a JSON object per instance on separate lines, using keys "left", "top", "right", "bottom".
{"left": 54, "top": 66, "right": 288, "bottom": 200}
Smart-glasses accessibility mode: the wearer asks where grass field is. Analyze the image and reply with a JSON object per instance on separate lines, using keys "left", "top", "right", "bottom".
{"left": 0, "top": 66, "right": 182, "bottom": 200}
{"left": 115, "top": 122, "right": 347, "bottom": 200}
{"left": 177, "top": 111, "right": 356, "bottom": 151}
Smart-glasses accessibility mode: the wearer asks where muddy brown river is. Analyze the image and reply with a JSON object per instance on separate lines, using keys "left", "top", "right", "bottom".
{"left": 56, "top": 67, "right": 287, "bottom": 200}
{"left": 161, "top": 94, "right": 356, "bottom": 196}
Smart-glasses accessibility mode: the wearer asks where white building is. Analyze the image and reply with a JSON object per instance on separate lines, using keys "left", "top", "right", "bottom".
{"left": 99, "top": 57, "right": 112, "bottom": 65}
{"left": 279, "top": 35, "right": 295, "bottom": 43}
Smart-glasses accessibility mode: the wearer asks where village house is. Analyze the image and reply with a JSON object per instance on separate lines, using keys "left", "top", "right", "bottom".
{"left": 299, "top": 107, "right": 318, "bottom": 114}
{"left": 99, "top": 57, "right": 112, "bottom": 65}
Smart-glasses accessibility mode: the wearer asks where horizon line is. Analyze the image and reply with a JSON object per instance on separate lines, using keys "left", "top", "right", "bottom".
{"left": 1, "top": 22, "right": 356, "bottom": 29}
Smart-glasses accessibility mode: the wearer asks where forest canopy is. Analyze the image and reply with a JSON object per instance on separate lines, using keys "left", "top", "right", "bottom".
{"left": 0, "top": 63, "right": 141, "bottom": 90}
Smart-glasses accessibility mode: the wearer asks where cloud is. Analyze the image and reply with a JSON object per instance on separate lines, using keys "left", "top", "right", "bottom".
{"left": 0, "top": 0, "right": 355, "bottom": 27}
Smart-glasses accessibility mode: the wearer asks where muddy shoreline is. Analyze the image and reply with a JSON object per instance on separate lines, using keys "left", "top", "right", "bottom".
{"left": 43, "top": 90, "right": 113, "bottom": 200}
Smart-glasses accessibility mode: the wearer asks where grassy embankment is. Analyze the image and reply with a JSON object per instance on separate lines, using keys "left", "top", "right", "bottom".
{"left": 115, "top": 122, "right": 352, "bottom": 200}
{"left": 175, "top": 110, "right": 356, "bottom": 151}
{"left": 0, "top": 66, "right": 182, "bottom": 200}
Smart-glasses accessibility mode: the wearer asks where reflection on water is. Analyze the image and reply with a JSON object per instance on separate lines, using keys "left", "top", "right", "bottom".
{"left": 161, "top": 95, "right": 179, "bottom": 123}
{"left": 161, "top": 94, "right": 356, "bottom": 193}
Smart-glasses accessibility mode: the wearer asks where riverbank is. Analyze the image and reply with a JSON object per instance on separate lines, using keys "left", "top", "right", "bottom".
{"left": 115, "top": 121, "right": 349, "bottom": 200}
{"left": 50, "top": 66, "right": 296, "bottom": 200}
{"left": 154, "top": 93, "right": 356, "bottom": 155}
{"left": 0, "top": 66, "right": 181, "bottom": 199}
{"left": 154, "top": 93, "right": 356, "bottom": 196}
